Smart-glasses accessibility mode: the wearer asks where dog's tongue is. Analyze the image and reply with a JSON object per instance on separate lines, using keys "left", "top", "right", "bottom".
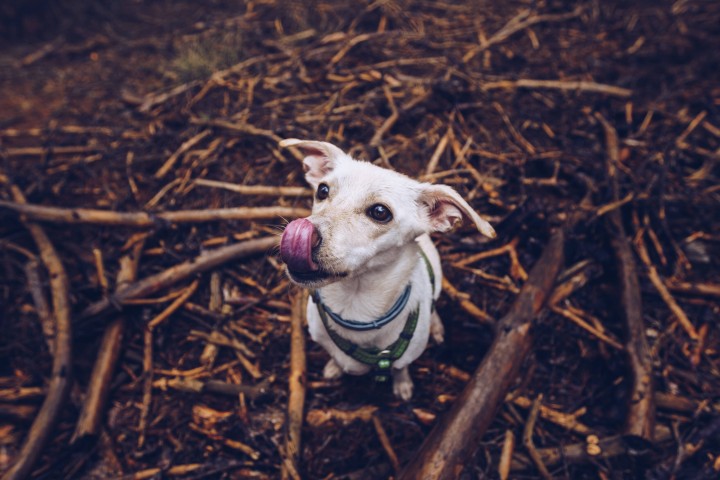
{"left": 280, "top": 218, "right": 319, "bottom": 273}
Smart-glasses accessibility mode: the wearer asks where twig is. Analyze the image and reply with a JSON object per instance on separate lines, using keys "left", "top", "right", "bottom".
{"left": 399, "top": 226, "right": 565, "bottom": 480}
{"left": 2, "top": 145, "right": 101, "bottom": 157}
{"left": 305, "top": 406, "right": 379, "bottom": 427}
{"left": 425, "top": 128, "right": 452, "bottom": 176}
{"left": 370, "top": 85, "right": 400, "bottom": 147}
{"left": 550, "top": 305, "right": 625, "bottom": 351}
{"left": 441, "top": 277, "right": 495, "bottom": 325}
{"left": 282, "top": 290, "right": 308, "bottom": 480}
{"left": 482, "top": 79, "right": 632, "bottom": 98}
{"left": 510, "top": 395, "right": 591, "bottom": 436}
{"left": 72, "top": 237, "right": 145, "bottom": 442}
{"left": 634, "top": 230, "right": 699, "bottom": 340}
{"left": 372, "top": 415, "right": 400, "bottom": 475}
{"left": 80, "top": 236, "right": 277, "bottom": 319}
{"left": 154, "top": 376, "right": 273, "bottom": 401}
{"left": 522, "top": 394, "right": 553, "bottom": 480}
{"left": 138, "top": 280, "right": 199, "bottom": 447}
{"left": 498, "top": 430, "right": 515, "bottom": 480}
{"left": 511, "top": 426, "right": 672, "bottom": 471}
{"left": 596, "top": 112, "right": 655, "bottom": 440}
{"left": 193, "top": 178, "right": 312, "bottom": 197}
{"left": 463, "top": 7, "right": 582, "bottom": 62}
{"left": 137, "top": 80, "right": 203, "bottom": 112}
{"left": 2, "top": 187, "right": 72, "bottom": 480}
{"left": 154, "top": 129, "right": 212, "bottom": 178}
{"left": 0, "top": 200, "right": 309, "bottom": 227}
{"left": 665, "top": 280, "right": 720, "bottom": 298}
{"left": 494, "top": 102, "right": 536, "bottom": 155}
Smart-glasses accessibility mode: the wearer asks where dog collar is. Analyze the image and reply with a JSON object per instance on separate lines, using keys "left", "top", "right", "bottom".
{"left": 315, "top": 299, "right": 420, "bottom": 382}
{"left": 310, "top": 249, "right": 437, "bottom": 381}
{"left": 311, "top": 284, "right": 412, "bottom": 331}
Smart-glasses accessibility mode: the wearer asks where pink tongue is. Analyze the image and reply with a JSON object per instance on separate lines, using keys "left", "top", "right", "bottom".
{"left": 280, "top": 218, "right": 319, "bottom": 273}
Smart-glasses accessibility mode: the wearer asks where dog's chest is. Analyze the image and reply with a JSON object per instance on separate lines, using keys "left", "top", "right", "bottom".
{"left": 306, "top": 280, "right": 433, "bottom": 373}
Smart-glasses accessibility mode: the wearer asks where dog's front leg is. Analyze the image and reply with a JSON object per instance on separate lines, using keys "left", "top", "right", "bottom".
{"left": 392, "top": 366, "right": 414, "bottom": 400}
{"left": 323, "top": 358, "right": 343, "bottom": 379}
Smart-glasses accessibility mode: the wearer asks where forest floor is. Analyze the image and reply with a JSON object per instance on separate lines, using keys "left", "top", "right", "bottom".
{"left": 1, "top": 1, "right": 719, "bottom": 479}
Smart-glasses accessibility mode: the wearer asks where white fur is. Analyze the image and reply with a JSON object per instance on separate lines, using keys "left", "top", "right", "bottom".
{"left": 279, "top": 139, "right": 495, "bottom": 400}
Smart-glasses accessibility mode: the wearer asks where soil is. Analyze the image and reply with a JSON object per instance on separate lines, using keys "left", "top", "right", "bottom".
{"left": 1, "top": 1, "right": 719, "bottom": 479}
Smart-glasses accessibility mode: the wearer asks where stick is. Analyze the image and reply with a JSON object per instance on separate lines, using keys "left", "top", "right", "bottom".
{"left": 634, "top": 232, "right": 699, "bottom": 340}
{"left": 482, "top": 79, "right": 632, "bottom": 98}
{"left": 441, "top": 277, "right": 495, "bottom": 325}
{"left": 463, "top": 7, "right": 582, "bottom": 62}
{"left": 2, "top": 187, "right": 72, "bottom": 480}
{"left": 282, "top": 290, "right": 308, "bottom": 480}
{"left": 0, "top": 201, "right": 309, "bottom": 227}
{"left": 596, "top": 113, "right": 655, "bottom": 441}
{"left": 72, "top": 237, "right": 145, "bottom": 442}
{"left": 372, "top": 415, "right": 401, "bottom": 475}
{"left": 80, "top": 236, "right": 277, "bottom": 319}
{"left": 154, "top": 376, "right": 273, "bottom": 401}
{"left": 193, "top": 178, "right": 312, "bottom": 197}
{"left": 370, "top": 85, "right": 399, "bottom": 147}
{"left": 138, "top": 280, "right": 199, "bottom": 447}
{"left": 154, "top": 130, "right": 212, "bottom": 178}
{"left": 522, "top": 395, "right": 553, "bottom": 480}
{"left": 498, "top": 430, "right": 515, "bottom": 480}
{"left": 511, "top": 426, "right": 673, "bottom": 471}
{"left": 399, "top": 227, "right": 565, "bottom": 480}
{"left": 425, "top": 128, "right": 451, "bottom": 176}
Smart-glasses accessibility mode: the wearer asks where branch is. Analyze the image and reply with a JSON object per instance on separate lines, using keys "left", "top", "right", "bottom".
{"left": 596, "top": 113, "right": 655, "bottom": 441}
{"left": 399, "top": 226, "right": 565, "bottom": 480}
{"left": 0, "top": 200, "right": 309, "bottom": 228}
{"left": 282, "top": 290, "right": 308, "bottom": 480}
{"left": 72, "top": 237, "right": 145, "bottom": 442}
{"left": 2, "top": 187, "right": 72, "bottom": 480}
{"left": 80, "top": 236, "right": 277, "bottom": 319}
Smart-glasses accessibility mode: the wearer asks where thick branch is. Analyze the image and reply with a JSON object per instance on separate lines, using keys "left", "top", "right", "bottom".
{"left": 399, "top": 227, "right": 565, "bottom": 480}
{"left": 2, "top": 187, "right": 72, "bottom": 480}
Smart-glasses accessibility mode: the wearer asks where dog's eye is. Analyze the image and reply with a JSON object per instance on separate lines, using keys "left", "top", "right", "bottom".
{"left": 316, "top": 183, "right": 330, "bottom": 200}
{"left": 367, "top": 204, "right": 392, "bottom": 223}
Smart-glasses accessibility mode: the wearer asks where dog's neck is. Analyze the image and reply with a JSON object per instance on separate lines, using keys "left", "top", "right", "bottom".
{"left": 318, "top": 243, "right": 421, "bottom": 323}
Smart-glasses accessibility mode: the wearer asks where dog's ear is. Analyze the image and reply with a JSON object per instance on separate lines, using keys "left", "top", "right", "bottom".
{"left": 279, "top": 139, "right": 348, "bottom": 184}
{"left": 419, "top": 184, "right": 496, "bottom": 238}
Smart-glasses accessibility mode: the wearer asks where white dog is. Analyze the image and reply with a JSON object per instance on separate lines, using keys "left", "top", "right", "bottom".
{"left": 279, "top": 139, "right": 495, "bottom": 400}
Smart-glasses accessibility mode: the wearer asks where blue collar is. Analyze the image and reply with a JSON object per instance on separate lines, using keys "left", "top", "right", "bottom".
{"left": 312, "top": 284, "right": 412, "bottom": 331}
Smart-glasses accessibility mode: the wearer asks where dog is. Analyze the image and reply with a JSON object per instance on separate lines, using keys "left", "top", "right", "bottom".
{"left": 278, "top": 139, "right": 495, "bottom": 400}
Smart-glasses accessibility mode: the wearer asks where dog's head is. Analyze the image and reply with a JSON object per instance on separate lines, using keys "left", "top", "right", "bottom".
{"left": 279, "top": 139, "right": 495, "bottom": 287}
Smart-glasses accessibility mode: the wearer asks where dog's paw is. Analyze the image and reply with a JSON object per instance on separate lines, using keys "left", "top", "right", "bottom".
{"left": 323, "top": 358, "right": 343, "bottom": 380}
{"left": 392, "top": 367, "right": 414, "bottom": 401}
{"left": 430, "top": 311, "right": 445, "bottom": 344}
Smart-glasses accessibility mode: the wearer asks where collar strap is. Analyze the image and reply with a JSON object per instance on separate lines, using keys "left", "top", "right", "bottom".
{"left": 312, "top": 284, "right": 412, "bottom": 331}
{"left": 316, "top": 301, "right": 420, "bottom": 381}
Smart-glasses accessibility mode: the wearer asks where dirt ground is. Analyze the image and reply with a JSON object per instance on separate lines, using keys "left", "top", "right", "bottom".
{"left": 1, "top": 1, "right": 719, "bottom": 479}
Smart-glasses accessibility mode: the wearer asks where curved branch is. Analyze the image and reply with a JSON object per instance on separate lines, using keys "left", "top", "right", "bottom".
{"left": 2, "top": 187, "right": 72, "bottom": 480}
